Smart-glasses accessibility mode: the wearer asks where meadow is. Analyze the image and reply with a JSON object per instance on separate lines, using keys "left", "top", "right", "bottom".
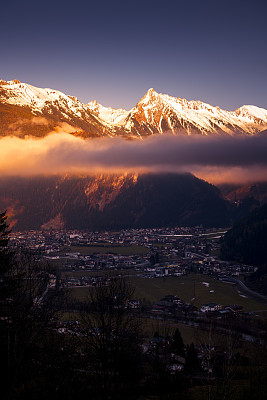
{"left": 68, "top": 273, "right": 266, "bottom": 312}
{"left": 128, "top": 274, "right": 267, "bottom": 311}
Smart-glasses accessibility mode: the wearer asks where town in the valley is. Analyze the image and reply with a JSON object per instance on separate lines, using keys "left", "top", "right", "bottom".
{"left": 10, "top": 226, "right": 266, "bottom": 347}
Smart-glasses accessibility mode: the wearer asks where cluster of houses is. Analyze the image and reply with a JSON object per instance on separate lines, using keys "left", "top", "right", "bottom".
{"left": 200, "top": 302, "right": 243, "bottom": 315}
{"left": 11, "top": 227, "right": 255, "bottom": 322}
{"left": 10, "top": 226, "right": 257, "bottom": 284}
{"left": 150, "top": 295, "right": 244, "bottom": 319}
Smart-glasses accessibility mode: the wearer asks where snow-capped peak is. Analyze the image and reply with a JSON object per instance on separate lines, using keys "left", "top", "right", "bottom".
{"left": 146, "top": 87, "right": 157, "bottom": 96}
{"left": 233, "top": 105, "right": 267, "bottom": 123}
{"left": 86, "top": 100, "right": 100, "bottom": 112}
{"left": 140, "top": 88, "right": 161, "bottom": 103}
{"left": 86, "top": 101, "right": 128, "bottom": 125}
{"left": 9, "top": 79, "right": 21, "bottom": 85}
{"left": 126, "top": 89, "right": 267, "bottom": 136}
{"left": 1, "top": 79, "right": 82, "bottom": 111}
{"left": 1, "top": 79, "right": 267, "bottom": 138}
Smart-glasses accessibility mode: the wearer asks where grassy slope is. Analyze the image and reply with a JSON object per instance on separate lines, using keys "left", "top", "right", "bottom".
{"left": 68, "top": 273, "right": 266, "bottom": 311}
{"left": 128, "top": 274, "right": 266, "bottom": 311}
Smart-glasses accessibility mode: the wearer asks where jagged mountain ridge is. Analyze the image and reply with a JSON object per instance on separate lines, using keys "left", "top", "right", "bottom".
{"left": 0, "top": 79, "right": 110, "bottom": 138}
{"left": 0, "top": 173, "right": 233, "bottom": 231}
{"left": 1, "top": 79, "right": 267, "bottom": 138}
{"left": 121, "top": 89, "right": 267, "bottom": 136}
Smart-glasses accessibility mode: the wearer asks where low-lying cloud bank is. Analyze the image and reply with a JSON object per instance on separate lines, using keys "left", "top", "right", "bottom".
{"left": 1, "top": 132, "right": 267, "bottom": 184}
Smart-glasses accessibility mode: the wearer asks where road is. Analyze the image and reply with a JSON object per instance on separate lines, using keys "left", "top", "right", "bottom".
{"left": 234, "top": 278, "right": 267, "bottom": 303}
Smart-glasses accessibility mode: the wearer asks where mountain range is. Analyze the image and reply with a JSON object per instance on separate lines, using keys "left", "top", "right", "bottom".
{"left": 1, "top": 79, "right": 267, "bottom": 138}
{"left": 1, "top": 79, "right": 267, "bottom": 232}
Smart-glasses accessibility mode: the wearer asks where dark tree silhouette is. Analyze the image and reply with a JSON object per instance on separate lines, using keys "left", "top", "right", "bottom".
{"left": 81, "top": 275, "right": 142, "bottom": 399}
{"left": 0, "top": 212, "right": 65, "bottom": 399}
{"left": 172, "top": 328, "right": 185, "bottom": 357}
{"left": 184, "top": 343, "right": 202, "bottom": 375}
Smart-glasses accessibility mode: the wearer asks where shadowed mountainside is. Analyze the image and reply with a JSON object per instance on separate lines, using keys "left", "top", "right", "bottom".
{"left": 0, "top": 173, "right": 233, "bottom": 231}
{"left": 220, "top": 204, "right": 267, "bottom": 295}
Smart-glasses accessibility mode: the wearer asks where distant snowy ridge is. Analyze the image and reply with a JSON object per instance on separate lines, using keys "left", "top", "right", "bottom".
{"left": 1, "top": 79, "right": 267, "bottom": 138}
{"left": 86, "top": 100, "right": 128, "bottom": 125}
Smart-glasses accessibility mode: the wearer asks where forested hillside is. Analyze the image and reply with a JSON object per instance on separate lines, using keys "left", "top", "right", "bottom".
{"left": 220, "top": 204, "right": 267, "bottom": 294}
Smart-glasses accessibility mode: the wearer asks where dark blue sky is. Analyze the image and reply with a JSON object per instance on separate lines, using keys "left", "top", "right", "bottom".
{"left": 1, "top": 0, "right": 267, "bottom": 110}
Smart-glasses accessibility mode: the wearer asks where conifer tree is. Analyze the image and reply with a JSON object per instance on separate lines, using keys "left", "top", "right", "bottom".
{"left": 172, "top": 328, "right": 185, "bottom": 357}
{"left": 184, "top": 343, "right": 202, "bottom": 374}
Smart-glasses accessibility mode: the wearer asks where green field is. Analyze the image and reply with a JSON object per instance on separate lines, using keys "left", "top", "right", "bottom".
{"left": 67, "top": 273, "right": 266, "bottom": 312}
{"left": 62, "top": 272, "right": 267, "bottom": 350}
{"left": 128, "top": 274, "right": 266, "bottom": 311}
